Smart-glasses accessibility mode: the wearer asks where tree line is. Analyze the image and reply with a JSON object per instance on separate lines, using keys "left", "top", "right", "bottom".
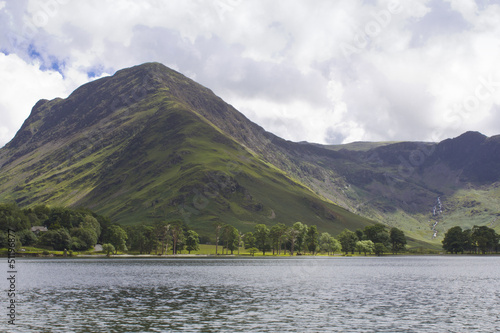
{"left": 0, "top": 203, "right": 126, "bottom": 253}
{"left": 220, "top": 222, "right": 406, "bottom": 256}
{"left": 1, "top": 203, "right": 408, "bottom": 256}
{"left": 442, "top": 225, "right": 499, "bottom": 254}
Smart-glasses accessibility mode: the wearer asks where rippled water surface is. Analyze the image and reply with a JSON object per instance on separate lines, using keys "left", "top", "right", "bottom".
{"left": 2, "top": 256, "right": 500, "bottom": 332}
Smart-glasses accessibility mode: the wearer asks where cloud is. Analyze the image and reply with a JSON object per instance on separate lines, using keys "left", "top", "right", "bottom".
{"left": 0, "top": 53, "right": 66, "bottom": 146}
{"left": 0, "top": 0, "right": 499, "bottom": 147}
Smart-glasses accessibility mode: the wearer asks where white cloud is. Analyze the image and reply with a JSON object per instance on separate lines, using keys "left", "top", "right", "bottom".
{"left": 0, "top": 0, "right": 499, "bottom": 146}
{"left": 0, "top": 53, "right": 90, "bottom": 147}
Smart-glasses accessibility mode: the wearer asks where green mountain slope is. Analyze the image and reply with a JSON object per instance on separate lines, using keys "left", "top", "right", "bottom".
{"left": 1, "top": 62, "right": 498, "bottom": 248}
{"left": 0, "top": 63, "right": 373, "bottom": 238}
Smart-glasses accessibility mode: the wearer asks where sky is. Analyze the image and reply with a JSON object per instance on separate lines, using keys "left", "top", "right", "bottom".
{"left": 0, "top": 0, "right": 499, "bottom": 147}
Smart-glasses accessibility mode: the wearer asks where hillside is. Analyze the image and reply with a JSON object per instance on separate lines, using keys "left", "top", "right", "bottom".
{"left": 0, "top": 63, "right": 373, "bottom": 238}
{"left": 1, "top": 62, "right": 499, "bottom": 247}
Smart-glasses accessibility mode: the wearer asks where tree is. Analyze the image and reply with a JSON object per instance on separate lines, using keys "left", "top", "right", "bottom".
{"left": 288, "top": 224, "right": 300, "bottom": 256}
{"left": 17, "top": 229, "right": 37, "bottom": 246}
{"left": 289, "top": 222, "right": 306, "bottom": 255}
{"left": 37, "top": 228, "right": 72, "bottom": 251}
{"left": 223, "top": 225, "right": 239, "bottom": 255}
{"left": 319, "top": 232, "right": 332, "bottom": 254}
{"left": 442, "top": 226, "right": 465, "bottom": 254}
{"left": 306, "top": 225, "right": 319, "bottom": 254}
{"left": 390, "top": 227, "right": 407, "bottom": 254}
{"left": 170, "top": 222, "right": 184, "bottom": 255}
{"left": 356, "top": 240, "right": 374, "bottom": 255}
{"left": 185, "top": 230, "right": 200, "bottom": 254}
{"left": 355, "top": 229, "right": 364, "bottom": 241}
{"left": 328, "top": 237, "right": 342, "bottom": 255}
{"left": 337, "top": 229, "right": 358, "bottom": 254}
{"left": 364, "top": 224, "right": 390, "bottom": 247}
{"left": 270, "top": 223, "right": 286, "bottom": 255}
{"left": 154, "top": 222, "right": 170, "bottom": 255}
{"left": 254, "top": 224, "right": 270, "bottom": 255}
{"left": 248, "top": 247, "right": 259, "bottom": 256}
{"left": 296, "top": 223, "right": 308, "bottom": 254}
{"left": 107, "top": 225, "right": 128, "bottom": 254}
{"left": 102, "top": 243, "right": 115, "bottom": 257}
{"left": 214, "top": 222, "right": 224, "bottom": 255}
{"left": 374, "top": 243, "right": 387, "bottom": 256}
{"left": 72, "top": 228, "right": 98, "bottom": 250}
{"left": 244, "top": 232, "right": 256, "bottom": 249}
{"left": 471, "top": 225, "right": 498, "bottom": 254}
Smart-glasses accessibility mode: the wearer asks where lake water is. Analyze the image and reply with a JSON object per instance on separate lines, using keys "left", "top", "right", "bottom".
{"left": 2, "top": 256, "right": 500, "bottom": 332}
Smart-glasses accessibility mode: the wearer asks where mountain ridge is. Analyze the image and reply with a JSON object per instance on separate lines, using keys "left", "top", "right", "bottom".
{"left": 1, "top": 62, "right": 499, "bottom": 246}
{"left": 0, "top": 62, "right": 374, "bottom": 238}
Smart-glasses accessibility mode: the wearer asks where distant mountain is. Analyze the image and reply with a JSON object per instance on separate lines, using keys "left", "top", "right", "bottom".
{"left": 0, "top": 63, "right": 372, "bottom": 238}
{"left": 1, "top": 62, "right": 499, "bottom": 247}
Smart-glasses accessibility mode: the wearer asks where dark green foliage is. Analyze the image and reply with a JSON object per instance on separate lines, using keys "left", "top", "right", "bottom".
{"left": 254, "top": 224, "right": 270, "bottom": 255}
{"left": 390, "top": 227, "right": 407, "bottom": 254}
{"left": 37, "top": 229, "right": 72, "bottom": 251}
{"left": 103, "top": 225, "right": 128, "bottom": 254}
{"left": 443, "top": 225, "right": 499, "bottom": 254}
{"left": 0, "top": 203, "right": 30, "bottom": 232}
{"left": 374, "top": 243, "right": 387, "bottom": 256}
{"left": 363, "top": 224, "right": 390, "bottom": 248}
{"left": 0, "top": 203, "right": 110, "bottom": 251}
{"left": 243, "top": 232, "right": 256, "bottom": 249}
{"left": 471, "top": 225, "right": 498, "bottom": 254}
{"left": 185, "top": 230, "right": 200, "bottom": 254}
{"left": 306, "top": 225, "right": 319, "bottom": 254}
{"left": 338, "top": 229, "right": 358, "bottom": 254}
{"left": 126, "top": 224, "right": 157, "bottom": 254}
{"left": 269, "top": 223, "right": 287, "bottom": 255}
{"left": 17, "top": 229, "right": 38, "bottom": 246}
{"left": 442, "top": 226, "right": 466, "bottom": 254}
{"left": 223, "top": 225, "right": 239, "bottom": 254}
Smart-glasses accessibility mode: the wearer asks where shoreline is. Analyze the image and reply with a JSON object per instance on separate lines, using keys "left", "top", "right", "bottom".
{"left": 4, "top": 253, "right": 499, "bottom": 259}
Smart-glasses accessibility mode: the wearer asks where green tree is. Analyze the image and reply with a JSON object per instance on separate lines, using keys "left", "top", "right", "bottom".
{"left": 37, "top": 228, "right": 72, "bottom": 251}
{"left": 248, "top": 247, "right": 259, "bottom": 256}
{"left": 328, "top": 237, "right": 342, "bottom": 255}
{"left": 270, "top": 223, "right": 286, "bottom": 255}
{"left": 356, "top": 240, "right": 375, "bottom": 255}
{"left": 319, "top": 232, "right": 332, "bottom": 254}
{"left": 244, "top": 232, "right": 256, "bottom": 249}
{"left": 102, "top": 243, "right": 115, "bottom": 257}
{"left": 390, "top": 227, "right": 407, "bottom": 254}
{"left": 289, "top": 222, "right": 306, "bottom": 255}
{"left": 185, "top": 230, "right": 200, "bottom": 254}
{"left": 17, "top": 229, "right": 38, "bottom": 246}
{"left": 170, "top": 222, "right": 184, "bottom": 255}
{"left": 288, "top": 223, "right": 300, "bottom": 256}
{"left": 374, "top": 243, "right": 387, "bottom": 256}
{"left": 214, "top": 222, "right": 224, "bottom": 255}
{"left": 306, "top": 225, "right": 319, "bottom": 254}
{"left": 471, "top": 225, "right": 498, "bottom": 254}
{"left": 223, "top": 225, "right": 239, "bottom": 255}
{"left": 364, "top": 224, "right": 390, "bottom": 247}
{"left": 254, "top": 224, "right": 270, "bottom": 255}
{"left": 107, "top": 225, "right": 128, "bottom": 254}
{"left": 70, "top": 227, "right": 98, "bottom": 250}
{"left": 338, "top": 229, "right": 358, "bottom": 254}
{"left": 442, "top": 226, "right": 465, "bottom": 254}
{"left": 296, "top": 223, "right": 308, "bottom": 254}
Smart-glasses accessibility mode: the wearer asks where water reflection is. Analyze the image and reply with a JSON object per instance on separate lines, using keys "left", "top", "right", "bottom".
{"left": 5, "top": 257, "right": 500, "bottom": 332}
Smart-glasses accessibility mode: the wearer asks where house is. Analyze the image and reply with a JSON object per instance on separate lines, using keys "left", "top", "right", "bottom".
{"left": 31, "top": 226, "right": 48, "bottom": 235}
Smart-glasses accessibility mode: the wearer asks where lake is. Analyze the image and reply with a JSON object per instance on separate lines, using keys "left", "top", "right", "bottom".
{"left": 2, "top": 256, "right": 500, "bottom": 332}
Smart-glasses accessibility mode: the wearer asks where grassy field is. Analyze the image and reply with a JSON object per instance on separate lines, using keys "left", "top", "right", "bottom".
{"left": 1, "top": 243, "right": 444, "bottom": 257}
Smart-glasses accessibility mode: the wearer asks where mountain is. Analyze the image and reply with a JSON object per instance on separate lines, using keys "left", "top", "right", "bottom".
{"left": 1, "top": 62, "right": 499, "bottom": 247}
{"left": 0, "top": 63, "right": 373, "bottom": 238}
